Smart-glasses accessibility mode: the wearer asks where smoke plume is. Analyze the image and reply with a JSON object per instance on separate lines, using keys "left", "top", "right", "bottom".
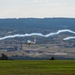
{"left": 63, "top": 36, "right": 75, "bottom": 40}
{"left": 0, "top": 29, "right": 75, "bottom": 40}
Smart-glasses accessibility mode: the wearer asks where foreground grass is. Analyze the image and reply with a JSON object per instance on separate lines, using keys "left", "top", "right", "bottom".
{"left": 0, "top": 60, "right": 75, "bottom": 75}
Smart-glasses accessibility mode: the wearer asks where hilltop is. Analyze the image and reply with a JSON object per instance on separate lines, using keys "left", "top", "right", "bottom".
{"left": 0, "top": 18, "right": 75, "bottom": 34}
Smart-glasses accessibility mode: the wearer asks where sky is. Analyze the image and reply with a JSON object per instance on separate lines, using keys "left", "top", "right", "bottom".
{"left": 0, "top": 0, "right": 75, "bottom": 18}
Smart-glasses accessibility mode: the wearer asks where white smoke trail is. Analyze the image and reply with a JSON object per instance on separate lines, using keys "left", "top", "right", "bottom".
{"left": 0, "top": 29, "right": 75, "bottom": 40}
{"left": 63, "top": 36, "right": 75, "bottom": 40}
{"left": 0, "top": 33, "right": 45, "bottom": 40}
{"left": 45, "top": 29, "right": 75, "bottom": 37}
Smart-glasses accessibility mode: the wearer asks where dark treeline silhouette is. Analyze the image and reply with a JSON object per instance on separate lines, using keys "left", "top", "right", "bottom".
{"left": 0, "top": 53, "right": 8, "bottom": 60}
{"left": 50, "top": 56, "right": 56, "bottom": 60}
{"left": 0, "top": 53, "right": 56, "bottom": 60}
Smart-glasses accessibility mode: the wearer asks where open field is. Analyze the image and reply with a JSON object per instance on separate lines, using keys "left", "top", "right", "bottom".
{"left": 1, "top": 44, "right": 75, "bottom": 59}
{"left": 0, "top": 60, "right": 75, "bottom": 75}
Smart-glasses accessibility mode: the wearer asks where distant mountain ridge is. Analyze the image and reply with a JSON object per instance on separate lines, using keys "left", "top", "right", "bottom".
{"left": 0, "top": 18, "right": 75, "bottom": 34}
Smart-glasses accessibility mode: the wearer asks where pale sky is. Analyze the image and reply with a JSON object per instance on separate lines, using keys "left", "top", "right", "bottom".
{"left": 0, "top": 0, "right": 75, "bottom": 18}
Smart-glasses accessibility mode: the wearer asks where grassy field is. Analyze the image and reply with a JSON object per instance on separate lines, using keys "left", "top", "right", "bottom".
{"left": 0, "top": 60, "right": 75, "bottom": 75}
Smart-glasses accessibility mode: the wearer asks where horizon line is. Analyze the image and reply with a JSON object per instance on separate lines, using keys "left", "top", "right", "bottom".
{"left": 0, "top": 17, "right": 75, "bottom": 19}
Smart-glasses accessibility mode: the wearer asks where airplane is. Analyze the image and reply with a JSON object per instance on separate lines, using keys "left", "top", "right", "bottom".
{"left": 26, "top": 37, "right": 36, "bottom": 45}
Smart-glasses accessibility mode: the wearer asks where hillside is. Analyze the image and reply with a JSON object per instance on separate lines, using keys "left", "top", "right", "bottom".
{"left": 0, "top": 18, "right": 75, "bottom": 59}
{"left": 0, "top": 18, "right": 75, "bottom": 34}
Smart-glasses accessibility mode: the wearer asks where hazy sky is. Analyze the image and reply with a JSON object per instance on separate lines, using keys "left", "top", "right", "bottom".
{"left": 0, "top": 0, "right": 75, "bottom": 18}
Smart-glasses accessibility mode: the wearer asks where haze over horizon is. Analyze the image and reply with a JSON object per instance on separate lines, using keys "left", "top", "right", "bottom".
{"left": 0, "top": 0, "right": 75, "bottom": 18}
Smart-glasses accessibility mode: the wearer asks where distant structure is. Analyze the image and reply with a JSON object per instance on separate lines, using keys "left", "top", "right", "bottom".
{"left": 20, "top": 43, "right": 22, "bottom": 50}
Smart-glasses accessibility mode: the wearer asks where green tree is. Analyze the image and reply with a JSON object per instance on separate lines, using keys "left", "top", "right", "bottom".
{"left": 50, "top": 56, "right": 55, "bottom": 60}
{"left": 0, "top": 53, "right": 8, "bottom": 60}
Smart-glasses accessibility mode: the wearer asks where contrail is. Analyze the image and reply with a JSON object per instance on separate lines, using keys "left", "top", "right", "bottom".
{"left": 0, "top": 29, "right": 75, "bottom": 40}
